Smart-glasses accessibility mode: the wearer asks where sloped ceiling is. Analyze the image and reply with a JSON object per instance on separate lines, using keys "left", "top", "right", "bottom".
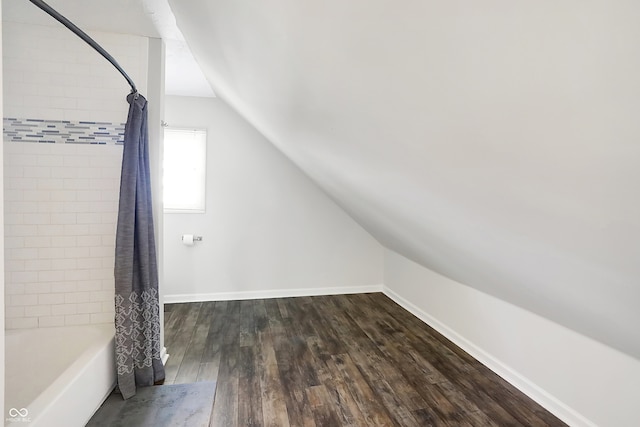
{"left": 172, "top": 1, "right": 640, "bottom": 358}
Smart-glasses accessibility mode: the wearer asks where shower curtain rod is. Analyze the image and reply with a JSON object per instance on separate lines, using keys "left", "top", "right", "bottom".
{"left": 28, "top": 0, "right": 138, "bottom": 94}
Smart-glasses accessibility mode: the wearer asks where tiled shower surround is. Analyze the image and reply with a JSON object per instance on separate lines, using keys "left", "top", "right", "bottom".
{"left": 3, "top": 119, "right": 124, "bottom": 329}
{"left": 3, "top": 18, "right": 149, "bottom": 329}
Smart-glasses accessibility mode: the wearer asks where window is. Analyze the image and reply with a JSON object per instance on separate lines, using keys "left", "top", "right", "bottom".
{"left": 163, "top": 127, "right": 207, "bottom": 212}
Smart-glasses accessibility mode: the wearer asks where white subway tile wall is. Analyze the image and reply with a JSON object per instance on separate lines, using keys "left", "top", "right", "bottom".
{"left": 3, "top": 20, "right": 149, "bottom": 329}
{"left": 3, "top": 21, "right": 148, "bottom": 123}
{"left": 4, "top": 142, "right": 123, "bottom": 329}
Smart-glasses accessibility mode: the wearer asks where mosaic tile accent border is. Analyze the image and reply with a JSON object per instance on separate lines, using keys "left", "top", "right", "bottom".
{"left": 3, "top": 118, "right": 125, "bottom": 145}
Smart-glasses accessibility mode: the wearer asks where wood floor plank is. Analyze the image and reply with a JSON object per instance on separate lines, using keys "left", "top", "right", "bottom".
{"left": 278, "top": 347, "right": 318, "bottom": 425}
{"left": 209, "top": 378, "right": 238, "bottom": 427}
{"left": 239, "top": 300, "right": 256, "bottom": 348}
{"left": 298, "top": 296, "right": 349, "bottom": 359}
{"left": 365, "top": 293, "right": 567, "bottom": 427}
{"left": 196, "top": 300, "right": 227, "bottom": 383}
{"left": 164, "top": 294, "right": 567, "bottom": 427}
{"left": 284, "top": 296, "right": 389, "bottom": 427}
{"left": 344, "top": 314, "right": 461, "bottom": 424}
{"left": 238, "top": 346, "right": 263, "bottom": 427}
{"left": 164, "top": 302, "right": 203, "bottom": 384}
{"left": 434, "top": 381, "right": 500, "bottom": 427}
{"left": 306, "top": 384, "right": 343, "bottom": 427}
{"left": 222, "top": 300, "right": 241, "bottom": 347}
{"left": 281, "top": 301, "right": 321, "bottom": 389}
{"left": 196, "top": 361, "right": 220, "bottom": 383}
{"left": 331, "top": 353, "right": 399, "bottom": 427}
{"left": 339, "top": 294, "right": 486, "bottom": 426}
{"left": 163, "top": 302, "right": 193, "bottom": 349}
{"left": 358, "top": 293, "right": 527, "bottom": 426}
{"left": 270, "top": 302, "right": 315, "bottom": 427}
{"left": 210, "top": 301, "right": 241, "bottom": 426}
{"left": 256, "top": 300, "right": 291, "bottom": 427}
{"left": 202, "top": 300, "right": 227, "bottom": 362}
{"left": 259, "top": 341, "right": 291, "bottom": 426}
{"left": 174, "top": 302, "right": 216, "bottom": 384}
{"left": 340, "top": 296, "right": 446, "bottom": 409}
{"left": 322, "top": 358, "right": 368, "bottom": 427}
{"left": 317, "top": 295, "right": 424, "bottom": 426}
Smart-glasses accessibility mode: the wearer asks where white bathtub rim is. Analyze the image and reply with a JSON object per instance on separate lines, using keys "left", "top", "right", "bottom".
{"left": 26, "top": 325, "right": 115, "bottom": 426}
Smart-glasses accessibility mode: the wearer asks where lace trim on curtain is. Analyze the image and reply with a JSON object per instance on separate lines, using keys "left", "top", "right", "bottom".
{"left": 115, "top": 288, "right": 162, "bottom": 375}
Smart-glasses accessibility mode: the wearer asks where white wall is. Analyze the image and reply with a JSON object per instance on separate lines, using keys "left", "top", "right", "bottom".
{"left": 384, "top": 249, "right": 640, "bottom": 427}
{"left": 163, "top": 96, "right": 383, "bottom": 301}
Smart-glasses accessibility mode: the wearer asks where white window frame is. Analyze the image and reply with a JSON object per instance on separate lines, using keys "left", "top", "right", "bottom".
{"left": 163, "top": 127, "right": 207, "bottom": 213}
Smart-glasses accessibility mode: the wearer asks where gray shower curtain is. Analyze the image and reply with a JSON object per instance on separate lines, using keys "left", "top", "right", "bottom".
{"left": 114, "top": 92, "right": 165, "bottom": 399}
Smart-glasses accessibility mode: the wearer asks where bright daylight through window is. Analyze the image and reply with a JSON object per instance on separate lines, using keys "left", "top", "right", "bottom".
{"left": 163, "top": 128, "right": 207, "bottom": 212}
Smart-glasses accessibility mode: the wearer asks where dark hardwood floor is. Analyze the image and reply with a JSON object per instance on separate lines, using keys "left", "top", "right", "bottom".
{"left": 164, "top": 293, "right": 566, "bottom": 427}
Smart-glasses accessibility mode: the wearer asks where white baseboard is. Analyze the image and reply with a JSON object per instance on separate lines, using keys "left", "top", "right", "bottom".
{"left": 383, "top": 286, "right": 595, "bottom": 427}
{"left": 164, "top": 284, "right": 383, "bottom": 304}
{"left": 160, "top": 346, "right": 169, "bottom": 365}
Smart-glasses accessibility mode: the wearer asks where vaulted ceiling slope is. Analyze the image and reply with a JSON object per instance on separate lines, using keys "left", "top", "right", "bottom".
{"left": 169, "top": 1, "right": 640, "bottom": 359}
